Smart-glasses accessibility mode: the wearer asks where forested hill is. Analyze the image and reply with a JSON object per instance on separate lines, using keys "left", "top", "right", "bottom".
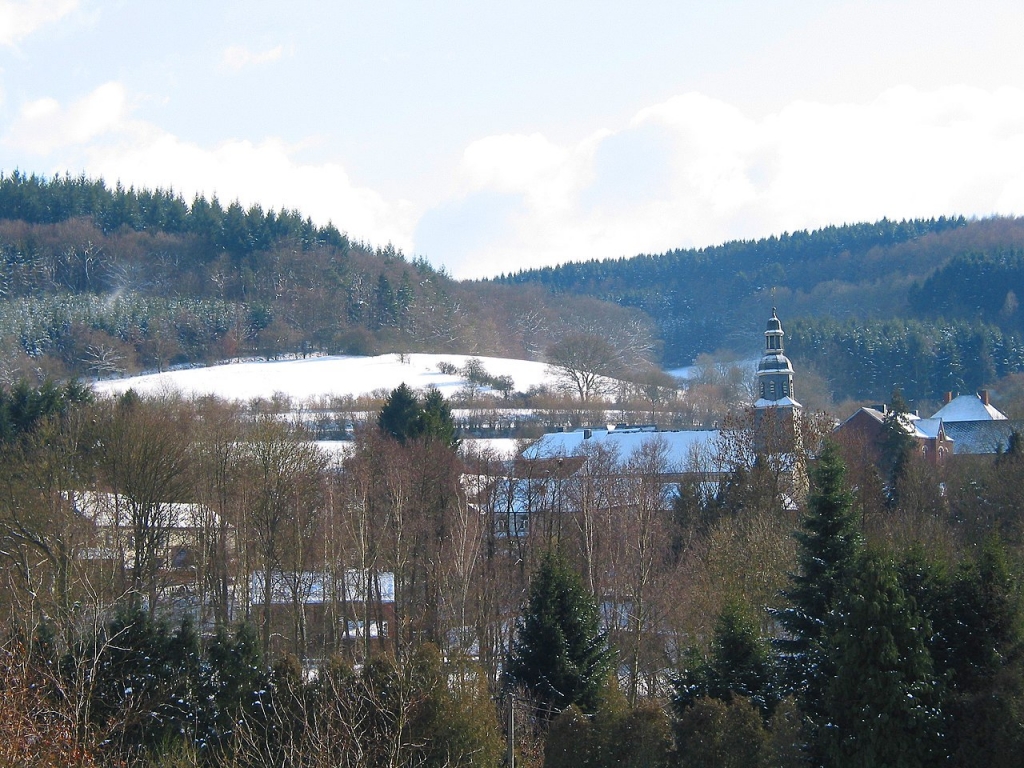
{"left": 0, "top": 172, "right": 652, "bottom": 383}
{"left": 497, "top": 217, "right": 1024, "bottom": 403}
{"left": 7, "top": 171, "right": 1024, "bottom": 405}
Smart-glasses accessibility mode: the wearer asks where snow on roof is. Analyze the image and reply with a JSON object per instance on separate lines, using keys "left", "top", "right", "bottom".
{"left": 943, "top": 420, "right": 1024, "bottom": 454}
{"left": 754, "top": 396, "right": 802, "bottom": 409}
{"left": 522, "top": 426, "right": 720, "bottom": 469}
{"left": 912, "top": 417, "right": 945, "bottom": 439}
{"left": 931, "top": 394, "right": 1007, "bottom": 422}
{"left": 71, "top": 491, "right": 224, "bottom": 529}
{"left": 843, "top": 408, "right": 949, "bottom": 440}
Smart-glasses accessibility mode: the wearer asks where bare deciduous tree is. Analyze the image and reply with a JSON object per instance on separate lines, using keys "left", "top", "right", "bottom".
{"left": 546, "top": 333, "right": 622, "bottom": 402}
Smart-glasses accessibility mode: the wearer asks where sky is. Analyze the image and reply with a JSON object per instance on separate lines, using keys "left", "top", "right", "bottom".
{"left": 2, "top": 1, "right": 1024, "bottom": 279}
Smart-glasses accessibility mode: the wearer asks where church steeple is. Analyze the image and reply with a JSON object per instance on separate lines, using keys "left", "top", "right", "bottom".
{"left": 756, "top": 308, "right": 799, "bottom": 407}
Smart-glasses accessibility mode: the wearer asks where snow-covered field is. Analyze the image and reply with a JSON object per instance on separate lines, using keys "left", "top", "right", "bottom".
{"left": 92, "top": 353, "right": 556, "bottom": 402}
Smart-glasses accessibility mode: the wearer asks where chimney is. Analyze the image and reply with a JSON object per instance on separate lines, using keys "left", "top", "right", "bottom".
{"left": 583, "top": 429, "right": 592, "bottom": 439}
{"left": 980, "top": 390, "right": 990, "bottom": 406}
{"left": 944, "top": 392, "right": 953, "bottom": 404}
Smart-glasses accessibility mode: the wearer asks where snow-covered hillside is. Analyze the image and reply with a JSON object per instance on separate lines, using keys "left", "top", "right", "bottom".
{"left": 92, "top": 353, "right": 556, "bottom": 402}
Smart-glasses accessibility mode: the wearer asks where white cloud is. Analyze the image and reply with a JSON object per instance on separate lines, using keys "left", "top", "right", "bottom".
{"left": 87, "top": 131, "right": 417, "bottom": 250}
{"left": 0, "top": 0, "right": 77, "bottom": 47}
{"left": 1, "top": 82, "right": 416, "bottom": 251}
{"left": 8, "top": 80, "right": 1024, "bottom": 281}
{"left": 5, "top": 81, "right": 127, "bottom": 153}
{"left": 221, "top": 44, "right": 286, "bottom": 72}
{"left": 422, "top": 85, "right": 1024, "bottom": 278}
{"left": 460, "top": 132, "right": 604, "bottom": 212}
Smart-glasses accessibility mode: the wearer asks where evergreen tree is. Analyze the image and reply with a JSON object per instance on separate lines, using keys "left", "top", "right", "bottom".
{"left": 505, "top": 550, "right": 613, "bottom": 718}
{"left": 675, "top": 600, "right": 777, "bottom": 717}
{"left": 938, "top": 540, "right": 1024, "bottom": 765}
{"left": 819, "top": 551, "right": 942, "bottom": 768}
{"left": 66, "top": 606, "right": 204, "bottom": 760}
{"left": 378, "top": 383, "right": 424, "bottom": 443}
{"left": 420, "top": 386, "right": 459, "bottom": 448}
{"left": 775, "top": 440, "right": 861, "bottom": 713}
{"left": 203, "top": 622, "right": 268, "bottom": 755}
{"left": 407, "top": 644, "right": 504, "bottom": 768}
{"left": 674, "top": 695, "right": 771, "bottom": 768}
{"left": 378, "top": 383, "right": 458, "bottom": 448}
{"left": 880, "top": 388, "right": 916, "bottom": 506}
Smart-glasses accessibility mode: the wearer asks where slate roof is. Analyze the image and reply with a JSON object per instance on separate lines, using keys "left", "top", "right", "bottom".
{"left": 942, "top": 420, "right": 1024, "bottom": 455}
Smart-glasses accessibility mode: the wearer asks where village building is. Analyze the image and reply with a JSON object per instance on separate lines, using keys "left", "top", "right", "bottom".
{"left": 835, "top": 406, "right": 953, "bottom": 466}
{"left": 933, "top": 390, "right": 1024, "bottom": 455}
{"left": 248, "top": 569, "right": 396, "bottom": 656}
{"left": 71, "top": 490, "right": 232, "bottom": 575}
{"left": 476, "top": 309, "right": 807, "bottom": 538}
{"left": 836, "top": 390, "right": 1022, "bottom": 462}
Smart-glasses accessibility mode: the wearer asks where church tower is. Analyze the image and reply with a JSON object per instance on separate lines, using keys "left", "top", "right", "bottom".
{"left": 756, "top": 308, "right": 800, "bottom": 409}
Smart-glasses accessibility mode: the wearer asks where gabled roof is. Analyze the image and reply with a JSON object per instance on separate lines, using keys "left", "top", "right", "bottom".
{"left": 841, "top": 407, "right": 945, "bottom": 440}
{"left": 931, "top": 394, "right": 1007, "bottom": 422}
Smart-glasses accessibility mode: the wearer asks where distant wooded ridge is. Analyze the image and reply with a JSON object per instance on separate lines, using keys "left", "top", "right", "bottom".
{"left": 497, "top": 215, "right": 1024, "bottom": 405}
{"left": 4, "top": 171, "right": 1024, "bottom": 405}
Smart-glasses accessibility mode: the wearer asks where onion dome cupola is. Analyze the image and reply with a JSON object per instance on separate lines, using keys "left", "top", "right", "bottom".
{"left": 756, "top": 308, "right": 799, "bottom": 407}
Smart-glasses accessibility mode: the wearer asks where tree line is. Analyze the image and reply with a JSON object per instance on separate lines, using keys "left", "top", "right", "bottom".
{"left": 0, "top": 174, "right": 658, "bottom": 383}
{"left": 786, "top": 315, "right": 1024, "bottom": 403}
{"left": 0, "top": 378, "right": 1022, "bottom": 764}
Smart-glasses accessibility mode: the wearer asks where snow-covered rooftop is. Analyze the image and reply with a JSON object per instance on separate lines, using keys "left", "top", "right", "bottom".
{"left": 71, "top": 491, "right": 223, "bottom": 529}
{"left": 522, "top": 426, "right": 719, "bottom": 469}
{"left": 931, "top": 394, "right": 1007, "bottom": 422}
{"left": 849, "top": 407, "right": 948, "bottom": 440}
{"left": 753, "top": 396, "right": 802, "bottom": 409}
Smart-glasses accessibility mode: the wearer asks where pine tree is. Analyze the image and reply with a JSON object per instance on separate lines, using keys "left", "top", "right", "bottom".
{"left": 819, "top": 552, "right": 942, "bottom": 768}
{"left": 775, "top": 440, "right": 861, "bottom": 712}
{"left": 378, "top": 383, "right": 424, "bottom": 443}
{"left": 420, "top": 386, "right": 459, "bottom": 448}
{"left": 880, "top": 388, "right": 916, "bottom": 506}
{"left": 378, "top": 384, "right": 458, "bottom": 447}
{"left": 674, "top": 600, "right": 777, "bottom": 717}
{"left": 505, "top": 551, "right": 613, "bottom": 718}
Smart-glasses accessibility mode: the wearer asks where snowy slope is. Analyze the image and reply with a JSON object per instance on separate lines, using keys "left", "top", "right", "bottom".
{"left": 92, "top": 353, "right": 556, "bottom": 402}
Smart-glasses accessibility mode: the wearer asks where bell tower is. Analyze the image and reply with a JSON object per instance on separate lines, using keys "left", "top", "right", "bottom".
{"left": 756, "top": 308, "right": 799, "bottom": 408}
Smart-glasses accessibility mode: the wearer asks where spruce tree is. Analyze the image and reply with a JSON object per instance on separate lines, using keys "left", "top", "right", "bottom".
{"left": 775, "top": 440, "right": 861, "bottom": 711}
{"left": 378, "top": 384, "right": 458, "bottom": 447}
{"left": 880, "top": 388, "right": 916, "bottom": 506}
{"left": 420, "top": 386, "right": 459, "bottom": 448}
{"left": 505, "top": 550, "right": 613, "bottom": 718}
{"left": 378, "top": 383, "right": 424, "bottom": 443}
{"left": 819, "top": 552, "right": 942, "bottom": 768}
{"left": 674, "top": 599, "right": 777, "bottom": 717}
